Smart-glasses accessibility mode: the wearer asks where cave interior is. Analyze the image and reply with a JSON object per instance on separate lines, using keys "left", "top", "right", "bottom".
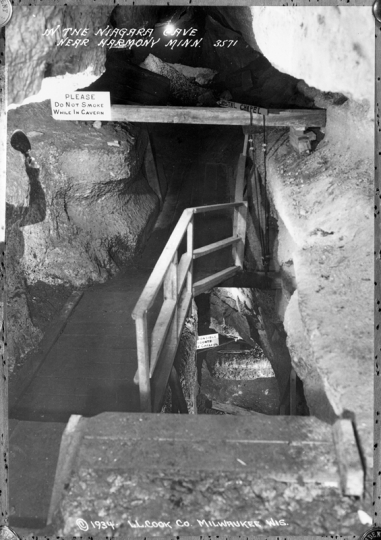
{"left": 4, "top": 4, "right": 373, "bottom": 536}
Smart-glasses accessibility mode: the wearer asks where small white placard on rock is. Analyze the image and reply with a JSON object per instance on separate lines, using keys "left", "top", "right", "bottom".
{"left": 197, "top": 333, "right": 219, "bottom": 350}
{"left": 51, "top": 92, "right": 111, "bottom": 121}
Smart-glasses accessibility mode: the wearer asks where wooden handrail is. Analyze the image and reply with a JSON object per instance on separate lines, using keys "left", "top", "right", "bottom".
{"left": 132, "top": 208, "right": 193, "bottom": 319}
{"left": 192, "top": 201, "right": 245, "bottom": 213}
{"left": 132, "top": 200, "right": 248, "bottom": 412}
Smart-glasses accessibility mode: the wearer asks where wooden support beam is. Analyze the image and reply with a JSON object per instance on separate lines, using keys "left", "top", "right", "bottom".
{"left": 177, "top": 253, "right": 192, "bottom": 295}
{"left": 111, "top": 106, "right": 326, "bottom": 128}
{"left": 186, "top": 220, "right": 193, "bottom": 295}
{"left": 47, "top": 415, "right": 83, "bottom": 525}
{"left": 135, "top": 314, "right": 151, "bottom": 412}
{"left": 193, "top": 266, "right": 239, "bottom": 296}
{"left": 332, "top": 419, "right": 364, "bottom": 497}
{"left": 176, "top": 290, "right": 192, "bottom": 340}
{"left": 151, "top": 291, "right": 192, "bottom": 412}
{"left": 149, "top": 298, "right": 177, "bottom": 377}
{"left": 232, "top": 202, "right": 248, "bottom": 268}
{"left": 211, "top": 401, "right": 262, "bottom": 416}
{"left": 234, "top": 154, "right": 246, "bottom": 202}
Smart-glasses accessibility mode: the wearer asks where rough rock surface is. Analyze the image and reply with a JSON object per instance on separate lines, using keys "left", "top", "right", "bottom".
{"left": 6, "top": 6, "right": 111, "bottom": 104}
{"left": 250, "top": 99, "right": 373, "bottom": 468}
{"left": 210, "top": 287, "right": 292, "bottom": 400}
{"left": 209, "top": 348, "right": 274, "bottom": 380}
{"left": 162, "top": 304, "right": 198, "bottom": 414}
{"left": 140, "top": 55, "right": 216, "bottom": 106}
{"left": 251, "top": 7, "right": 374, "bottom": 107}
{"left": 6, "top": 101, "right": 158, "bottom": 370}
{"left": 200, "top": 360, "right": 279, "bottom": 415}
{"left": 242, "top": 5, "right": 373, "bottom": 473}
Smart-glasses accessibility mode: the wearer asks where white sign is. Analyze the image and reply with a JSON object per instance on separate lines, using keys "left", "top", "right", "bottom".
{"left": 51, "top": 92, "right": 111, "bottom": 121}
{"left": 197, "top": 333, "right": 219, "bottom": 350}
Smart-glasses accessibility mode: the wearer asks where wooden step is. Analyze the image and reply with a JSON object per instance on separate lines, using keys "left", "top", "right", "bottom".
{"left": 47, "top": 413, "right": 363, "bottom": 535}
{"left": 193, "top": 266, "right": 239, "bottom": 296}
{"left": 193, "top": 236, "right": 240, "bottom": 260}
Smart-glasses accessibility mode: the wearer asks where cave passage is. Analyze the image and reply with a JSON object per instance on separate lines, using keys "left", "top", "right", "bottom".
{"left": 7, "top": 6, "right": 322, "bottom": 531}
{"left": 8, "top": 123, "right": 261, "bottom": 531}
{"left": 10, "top": 123, "right": 244, "bottom": 423}
{"left": 194, "top": 287, "right": 309, "bottom": 418}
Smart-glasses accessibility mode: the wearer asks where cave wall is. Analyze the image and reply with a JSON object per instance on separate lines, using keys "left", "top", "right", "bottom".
{"left": 7, "top": 101, "right": 159, "bottom": 370}
{"left": 6, "top": 6, "right": 111, "bottom": 105}
{"left": 251, "top": 7, "right": 374, "bottom": 108}
{"left": 247, "top": 110, "right": 373, "bottom": 469}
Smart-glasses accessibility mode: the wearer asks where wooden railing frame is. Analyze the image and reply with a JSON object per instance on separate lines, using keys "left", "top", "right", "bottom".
{"left": 132, "top": 201, "right": 248, "bottom": 412}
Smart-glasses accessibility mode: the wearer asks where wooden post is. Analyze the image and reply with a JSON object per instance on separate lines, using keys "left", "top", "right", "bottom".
{"left": 242, "top": 133, "right": 249, "bottom": 156}
{"left": 135, "top": 314, "right": 151, "bottom": 412}
{"left": 187, "top": 218, "right": 193, "bottom": 296}
{"left": 232, "top": 202, "right": 248, "bottom": 268}
{"left": 232, "top": 135, "right": 248, "bottom": 266}
{"left": 164, "top": 252, "right": 178, "bottom": 335}
{"left": 234, "top": 154, "right": 246, "bottom": 202}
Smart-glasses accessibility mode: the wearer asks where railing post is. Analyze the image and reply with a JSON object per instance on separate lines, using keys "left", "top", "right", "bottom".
{"left": 187, "top": 215, "right": 194, "bottom": 295}
{"left": 135, "top": 313, "right": 151, "bottom": 412}
{"left": 232, "top": 202, "right": 248, "bottom": 269}
{"left": 164, "top": 251, "right": 178, "bottom": 335}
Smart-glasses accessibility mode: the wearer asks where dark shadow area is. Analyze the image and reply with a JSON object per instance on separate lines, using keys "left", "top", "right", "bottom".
{"left": 79, "top": 6, "right": 316, "bottom": 110}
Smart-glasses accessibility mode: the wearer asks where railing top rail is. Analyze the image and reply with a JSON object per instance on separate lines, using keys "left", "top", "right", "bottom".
{"left": 132, "top": 208, "right": 193, "bottom": 320}
{"left": 192, "top": 201, "right": 247, "bottom": 214}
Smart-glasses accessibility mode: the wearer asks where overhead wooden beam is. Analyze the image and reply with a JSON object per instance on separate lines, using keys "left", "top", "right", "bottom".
{"left": 111, "top": 106, "right": 326, "bottom": 128}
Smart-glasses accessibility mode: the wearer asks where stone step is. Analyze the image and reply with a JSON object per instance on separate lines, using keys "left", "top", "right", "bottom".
{"left": 48, "top": 412, "right": 364, "bottom": 537}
